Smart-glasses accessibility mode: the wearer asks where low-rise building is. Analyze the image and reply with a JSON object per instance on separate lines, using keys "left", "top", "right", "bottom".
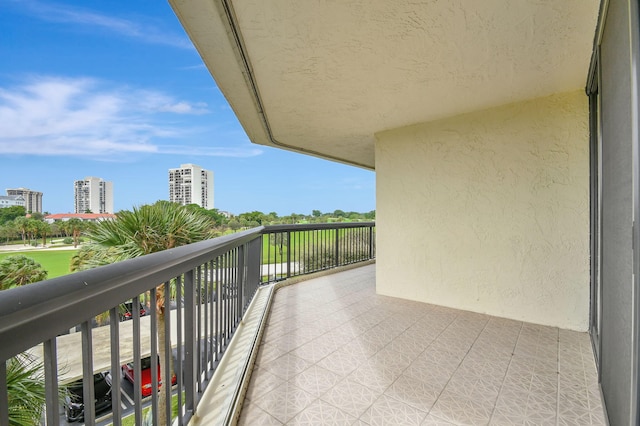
{"left": 0, "top": 195, "right": 25, "bottom": 208}
{"left": 44, "top": 213, "right": 116, "bottom": 224}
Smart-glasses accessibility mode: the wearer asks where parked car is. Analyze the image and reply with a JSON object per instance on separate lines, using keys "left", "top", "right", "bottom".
{"left": 120, "top": 301, "right": 147, "bottom": 321}
{"left": 63, "top": 372, "right": 112, "bottom": 422}
{"left": 121, "top": 356, "right": 176, "bottom": 397}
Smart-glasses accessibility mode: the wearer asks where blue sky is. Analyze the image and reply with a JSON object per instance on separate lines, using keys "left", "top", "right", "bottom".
{"left": 0, "top": 0, "right": 375, "bottom": 216}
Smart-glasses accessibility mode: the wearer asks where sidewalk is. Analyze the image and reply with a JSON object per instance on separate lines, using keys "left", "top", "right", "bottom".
{"left": 0, "top": 244, "right": 80, "bottom": 252}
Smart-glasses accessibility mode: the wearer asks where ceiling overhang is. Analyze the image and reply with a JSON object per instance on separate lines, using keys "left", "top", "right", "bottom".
{"left": 170, "top": 0, "right": 600, "bottom": 170}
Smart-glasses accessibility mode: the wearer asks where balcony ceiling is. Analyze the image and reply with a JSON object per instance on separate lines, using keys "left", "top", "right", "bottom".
{"left": 170, "top": 0, "right": 600, "bottom": 169}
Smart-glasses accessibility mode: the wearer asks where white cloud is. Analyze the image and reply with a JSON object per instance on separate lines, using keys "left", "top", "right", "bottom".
{"left": 0, "top": 76, "right": 261, "bottom": 159}
{"left": 161, "top": 145, "right": 264, "bottom": 158}
{"left": 9, "top": 0, "right": 193, "bottom": 50}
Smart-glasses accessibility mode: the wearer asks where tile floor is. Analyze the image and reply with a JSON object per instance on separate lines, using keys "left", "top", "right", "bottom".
{"left": 238, "top": 265, "right": 606, "bottom": 425}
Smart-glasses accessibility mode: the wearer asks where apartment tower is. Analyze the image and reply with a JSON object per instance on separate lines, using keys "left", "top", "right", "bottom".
{"left": 6, "top": 188, "right": 43, "bottom": 213}
{"left": 168, "top": 163, "right": 214, "bottom": 209}
{"left": 74, "top": 177, "right": 113, "bottom": 214}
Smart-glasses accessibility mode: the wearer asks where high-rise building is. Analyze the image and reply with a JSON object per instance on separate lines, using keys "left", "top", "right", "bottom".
{"left": 6, "top": 188, "right": 43, "bottom": 213}
{"left": 168, "top": 164, "right": 214, "bottom": 209}
{"left": 74, "top": 177, "right": 113, "bottom": 214}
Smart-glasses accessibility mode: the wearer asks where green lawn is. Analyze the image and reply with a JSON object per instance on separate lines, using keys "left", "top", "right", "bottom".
{"left": 0, "top": 250, "right": 77, "bottom": 279}
{"left": 119, "top": 391, "right": 183, "bottom": 426}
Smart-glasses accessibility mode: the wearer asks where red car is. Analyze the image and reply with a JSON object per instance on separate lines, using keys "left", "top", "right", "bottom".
{"left": 120, "top": 301, "right": 147, "bottom": 321}
{"left": 121, "top": 356, "right": 177, "bottom": 397}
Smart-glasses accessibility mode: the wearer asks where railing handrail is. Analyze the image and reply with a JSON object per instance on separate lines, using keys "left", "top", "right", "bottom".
{"left": 0, "top": 221, "right": 375, "bottom": 425}
{"left": 263, "top": 221, "right": 374, "bottom": 232}
{"left": 0, "top": 226, "right": 264, "bottom": 362}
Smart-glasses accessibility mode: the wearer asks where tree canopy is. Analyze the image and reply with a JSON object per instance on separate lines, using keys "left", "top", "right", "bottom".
{"left": 0, "top": 206, "right": 26, "bottom": 225}
{"left": 0, "top": 255, "right": 48, "bottom": 290}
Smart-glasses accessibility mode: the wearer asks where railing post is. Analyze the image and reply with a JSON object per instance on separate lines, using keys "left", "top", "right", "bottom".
{"left": 150, "top": 290, "right": 159, "bottom": 426}
{"left": 109, "top": 308, "right": 122, "bottom": 425}
{"left": 176, "top": 276, "right": 184, "bottom": 426}
{"left": 43, "top": 338, "right": 59, "bottom": 424}
{"left": 286, "top": 231, "right": 292, "bottom": 278}
{"left": 81, "top": 321, "right": 96, "bottom": 426}
{"left": 0, "top": 360, "right": 8, "bottom": 426}
{"left": 184, "top": 269, "right": 197, "bottom": 420}
{"left": 250, "top": 237, "right": 261, "bottom": 290}
{"left": 238, "top": 244, "right": 245, "bottom": 314}
{"left": 133, "top": 296, "right": 142, "bottom": 425}
{"left": 335, "top": 228, "right": 340, "bottom": 267}
{"left": 369, "top": 226, "right": 374, "bottom": 260}
{"left": 164, "top": 282, "right": 173, "bottom": 425}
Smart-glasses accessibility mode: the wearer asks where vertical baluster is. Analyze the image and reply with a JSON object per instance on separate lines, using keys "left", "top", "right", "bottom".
{"left": 109, "top": 307, "right": 122, "bottom": 425}
{"left": 43, "top": 338, "right": 59, "bottom": 424}
{"left": 163, "top": 280, "right": 172, "bottom": 425}
{"left": 196, "top": 265, "right": 202, "bottom": 394}
{"left": 81, "top": 321, "right": 96, "bottom": 426}
{"left": 176, "top": 276, "right": 184, "bottom": 426}
{"left": 184, "top": 269, "right": 196, "bottom": 421}
{"left": 133, "top": 295, "right": 142, "bottom": 425}
{"left": 0, "top": 360, "right": 8, "bottom": 426}
{"left": 150, "top": 290, "right": 158, "bottom": 425}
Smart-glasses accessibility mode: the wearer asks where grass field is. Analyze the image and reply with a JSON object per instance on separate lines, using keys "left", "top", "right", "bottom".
{"left": 0, "top": 250, "right": 77, "bottom": 279}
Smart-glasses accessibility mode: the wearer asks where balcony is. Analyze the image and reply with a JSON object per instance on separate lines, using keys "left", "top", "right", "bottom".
{"left": 0, "top": 223, "right": 375, "bottom": 425}
{"left": 237, "top": 265, "right": 606, "bottom": 425}
{"left": 0, "top": 222, "right": 605, "bottom": 425}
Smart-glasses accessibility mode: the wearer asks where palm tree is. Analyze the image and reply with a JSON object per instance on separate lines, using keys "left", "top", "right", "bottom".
{"left": 6, "top": 353, "right": 46, "bottom": 426}
{"left": 12, "top": 217, "right": 28, "bottom": 246}
{"left": 35, "top": 220, "right": 50, "bottom": 247}
{"left": 66, "top": 218, "right": 85, "bottom": 248}
{"left": 81, "top": 201, "right": 214, "bottom": 425}
{"left": 0, "top": 255, "right": 48, "bottom": 290}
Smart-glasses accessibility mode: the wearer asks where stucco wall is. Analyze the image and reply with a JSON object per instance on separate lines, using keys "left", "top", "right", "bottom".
{"left": 375, "top": 91, "right": 589, "bottom": 330}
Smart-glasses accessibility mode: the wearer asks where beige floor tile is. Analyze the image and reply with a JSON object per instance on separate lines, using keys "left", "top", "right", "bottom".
{"left": 262, "top": 352, "right": 312, "bottom": 381}
{"left": 319, "top": 377, "right": 382, "bottom": 418}
{"left": 359, "top": 394, "right": 427, "bottom": 426}
{"left": 289, "top": 364, "right": 341, "bottom": 398}
{"left": 287, "top": 399, "right": 356, "bottom": 425}
{"left": 250, "top": 381, "right": 316, "bottom": 423}
{"left": 244, "top": 366, "right": 286, "bottom": 401}
{"left": 383, "top": 374, "right": 441, "bottom": 412}
{"left": 237, "top": 265, "right": 606, "bottom": 426}
{"left": 237, "top": 400, "right": 283, "bottom": 425}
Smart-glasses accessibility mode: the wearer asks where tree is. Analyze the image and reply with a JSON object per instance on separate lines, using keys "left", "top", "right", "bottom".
{"left": 228, "top": 219, "right": 241, "bottom": 231}
{"left": 238, "top": 211, "right": 265, "bottom": 225}
{"left": 12, "top": 217, "right": 29, "bottom": 245}
{"left": 24, "top": 219, "right": 40, "bottom": 246}
{"left": 0, "top": 206, "right": 26, "bottom": 225}
{"left": 0, "top": 255, "right": 48, "bottom": 290}
{"left": 0, "top": 222, "right": 18, "bottom": 243}
{"left": 6, "top": 353, "right": 46, "bottom": 426}
{"left": 34, "top": 220, "right": 50, "bottom": 246}
{"left": 29, "top": 212, "right": 44, "bottom": 221}
{"left": 66, "top": 218, "right": 85, "bottom": 248}
{"left": 185, "top": 205, "right": 228, "bottom": 227}
{"left": 311, "top": 210, "right": 322, "bottom": 218}
{"left": 269, "top": 232, "right": 288, "bottom": 256}
{"left": 80, "top": 201, "right": 213, "bottom": 425}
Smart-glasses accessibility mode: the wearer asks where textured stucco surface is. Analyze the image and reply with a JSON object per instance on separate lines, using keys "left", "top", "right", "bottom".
{"left": 375, "top": 91, "right": 589, "bottom": 331}
{"left": 170, "top": 0, "right": 599, "bottom": 169}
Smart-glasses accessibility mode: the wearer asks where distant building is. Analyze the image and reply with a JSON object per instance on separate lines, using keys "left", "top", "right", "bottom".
{"left": 44, "top": 213, "right": 116, "bottom": 224}
{"left": 0, "top": 195, "right": 25, "bottom": 208}
{"left": 6, "top": 188, "right": 43, "bottom": 213}
{"left": 168, "top": 163, "right": 214, "bottom": 209}
{"left": 74, "top": 177, "right": 114, "bottom": 214}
